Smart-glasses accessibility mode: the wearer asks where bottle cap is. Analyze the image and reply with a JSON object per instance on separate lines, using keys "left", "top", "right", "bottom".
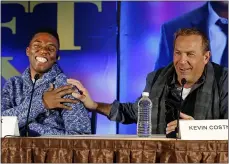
{"left": 142, "top": 92, "right": 149, "bottom": 97}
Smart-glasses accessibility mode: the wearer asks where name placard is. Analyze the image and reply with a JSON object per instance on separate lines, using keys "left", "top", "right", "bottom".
{"left": 179, "top": 119, "right": 228, "bottom": 140}
{"left": 1, "top": 116, "right": 20, "bottom": 137}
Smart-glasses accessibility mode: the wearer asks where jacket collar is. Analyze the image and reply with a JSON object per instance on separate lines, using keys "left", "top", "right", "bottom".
{"left": 22, "top": 63, "right": 63, "bottom": 89}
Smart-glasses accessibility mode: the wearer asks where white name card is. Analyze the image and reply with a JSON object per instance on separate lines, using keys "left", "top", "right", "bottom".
{"left": 1, "top": 116, "right": 20, "bottom": 137}
{"left": 179, "top": 119, "right": 228, "bottom": 140}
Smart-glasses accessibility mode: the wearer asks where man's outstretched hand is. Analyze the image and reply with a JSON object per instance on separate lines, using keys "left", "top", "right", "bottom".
{"left": 67, "top": 79, "right": 98, "bottom": 110}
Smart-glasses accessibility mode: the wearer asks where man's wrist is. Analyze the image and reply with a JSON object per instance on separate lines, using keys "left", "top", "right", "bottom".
{"left": 94, "top": 102, "right": 111, "bottom": 116}
{"left": 93, "top": 102, "right": 98, "bottom": 110}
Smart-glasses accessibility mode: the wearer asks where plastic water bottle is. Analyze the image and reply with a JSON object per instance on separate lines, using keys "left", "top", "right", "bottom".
{"left": 137, "top": 92, "right": 152, "bottom": 137}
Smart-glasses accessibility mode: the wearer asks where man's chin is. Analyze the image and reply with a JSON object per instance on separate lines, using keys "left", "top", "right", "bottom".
{"left": 178, "top": 75, "right": 190, "bottom": 83}
{"left": 178, "top": 73, "right": 188, "bottom": 79}
{"left": 35, "top": 67, "right": 51, "bottom": 74}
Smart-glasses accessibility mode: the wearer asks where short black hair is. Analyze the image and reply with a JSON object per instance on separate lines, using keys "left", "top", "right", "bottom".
{"left": 30, "top": 28, "right": 60, "bottom": 49}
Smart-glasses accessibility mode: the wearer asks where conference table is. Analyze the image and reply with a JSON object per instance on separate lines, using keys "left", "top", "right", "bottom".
{"left": 1, "top": 135, "right": 228, "bottom": 163}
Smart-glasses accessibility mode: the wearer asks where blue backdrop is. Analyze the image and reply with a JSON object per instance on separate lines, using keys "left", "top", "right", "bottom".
{"left": 1, "top": 1, "right": 117, "bottom": 134}
{"left": 2, "top": 1, "right": 208, "bottom": 134}
{"left": 118, "top": 1, "right": 205, "bottom": 134}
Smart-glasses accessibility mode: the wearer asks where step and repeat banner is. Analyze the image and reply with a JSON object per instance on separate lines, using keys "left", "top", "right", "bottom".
{"left": 1, "top": 1, "right": 117, "bottom": 134}
{"left": 2, "top": 1, "right": 217, "bottom": 134}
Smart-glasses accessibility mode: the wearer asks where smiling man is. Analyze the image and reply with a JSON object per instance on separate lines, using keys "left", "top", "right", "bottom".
{"left": 67, "top": 28, "right": 228, "bottom": 138}
{"left": 1, "top": 28, "right": 91, "bottom": 136}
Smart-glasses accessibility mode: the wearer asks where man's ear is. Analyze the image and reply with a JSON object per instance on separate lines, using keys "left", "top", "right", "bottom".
{"left": 204, "top": 51, "right": 211, "bottom": 64}
{"left": 26, "top": 47, "right": 30, "bottom": 57}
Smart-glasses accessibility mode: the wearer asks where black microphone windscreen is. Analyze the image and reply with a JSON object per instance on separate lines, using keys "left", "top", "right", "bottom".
{"left": 181, "top": 78, "right": 186, "bottom": 85}
{"left": 34, "top": 74, "right": 40, "bottom": 80}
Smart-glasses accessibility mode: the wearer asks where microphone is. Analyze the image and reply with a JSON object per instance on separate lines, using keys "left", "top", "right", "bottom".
{"left": 25, "top": 73, "right": 40, "bottom": 137}
{"left": 175, "top": 78, "right": 186, "bottom": 139}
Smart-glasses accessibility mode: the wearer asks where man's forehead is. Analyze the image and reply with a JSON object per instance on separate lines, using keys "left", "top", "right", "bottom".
{"left": 31, "top": 32, "right": 58, "bottom": 44}
{"left": 175, "top": 35, "right": 203, "bottom": 48}
{"left": 176, "top": 35, "right": 202, "bottom": 42}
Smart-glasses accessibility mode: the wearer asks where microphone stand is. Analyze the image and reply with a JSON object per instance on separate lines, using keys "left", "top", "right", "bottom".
{"left": 175, "top": 78, "right": 186, "bottom": 139}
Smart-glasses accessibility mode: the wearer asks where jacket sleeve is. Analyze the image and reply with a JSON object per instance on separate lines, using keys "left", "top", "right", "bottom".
{"left": 108, "top": 71, "right": 156, "bottom": 124}
{"left": 54, "top": 74, "right": 92, "bottom": 134}
{"left": 219, "top": 68, "right": 228, "bottom": 119}
{"left": 62, "top": 102, "right": 91, "bottom": 134}
{"left": 1, "top": 79, "right": 46, "bottom": 128}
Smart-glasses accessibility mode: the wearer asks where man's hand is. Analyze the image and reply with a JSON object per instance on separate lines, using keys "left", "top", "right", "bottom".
{"left": 166, "top": 112, "right": 194, "bottom": 134}
{"left": 67, "top": 79, "right": 98, "bottom": 110}
{"left": 43, "top": 84, "right": 78, "bottom": 110}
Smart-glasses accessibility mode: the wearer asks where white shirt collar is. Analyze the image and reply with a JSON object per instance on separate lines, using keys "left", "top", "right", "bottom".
{"left": 208, "top": 2, "right": 228, "bottom": 26}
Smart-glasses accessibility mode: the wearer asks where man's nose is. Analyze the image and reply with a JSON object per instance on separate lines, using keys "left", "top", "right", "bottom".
{"left": 179, "top": 55, "right": 188, "bottom": 64}
{"left": 40, "top": 47, "right": 49, "bottom": 55}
